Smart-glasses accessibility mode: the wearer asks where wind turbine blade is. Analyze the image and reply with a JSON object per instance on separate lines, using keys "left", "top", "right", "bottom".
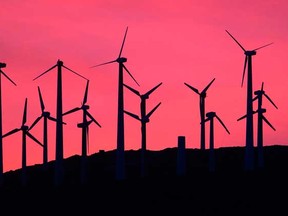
{"left": 2, "top": 128, "right": 20, "bottom": 138}
{"left": 124, "top": 110, "right": 140, "bottom": 121}
{"left": 252, "top": 95, "right": 258, "bottom": 102}
{"left": 225, "top": 30, "right": 246, "bottom": 52}
{"left": 33, "top": 64, "right": 57, "bottom": 81}
{"left": 241, "top": 56, "right": 247, "bottom": 87}
{"left": 26, "top": 131, "right": 43, "bottom": 147}
{"left": 253, "top": 42, "right": 273, "bottom": 51}
{"left": 262, "top": 115, "right": 276, "bottom": 131}
{"left": 237, "top": 114, "right": 247, "bottom": 121}
{"left": 29, "top": 116, "right": 43, "bottom": 131}
{"left": 216, "top": 115, "right": 230, "bottom": 134}
{"left": 0, "top": 70, "right": 17, "bottom": 86}
{"left": 261, "top": 82, "right": 264, "bottom": 91}
{"left": 202, "top": 78, "right": 215, "bottom": 94}
{"left": 203, "top": 118, "right": 209, "bottom": 123}
{"left": 22, "top": 98, "right": 27, "bottom": 125}
{"left": 144, "top": 82, "right": 163, "bottom": 97}
{"left": 63, "top": 107, "right": 81, "bottom": 116}
{"left": 86, "top": 111, "right": 101, "bottom": 128}
{"left": 83, "top": 80, "right": 89, "bottom": 105}
{"left": 122, "top": 64, "right": 140, "bottom": 86}
{"left": 146, "top": 102, "right": 161, "bottom": 119}
{"left": 123, "top": 83, "right": 140, "bottom": 96}
{"left": 264, "top": 93, "right": 278, "bottom": 109}
{"left": 184, "top": 82, "right": 200, "bottom": 95}
{"left": 119, "top": 26, "right": 128, "bottom": 58}
{"left": 47, "top": 116, "right": 58, "bottom": 122}
{"left": 63, "top": 65, "right": 88, "bottom": 81}
{"left": 90, "top": 60, "right": 117, "bottom": 68}
{"left": 37, "top": 86, "right": 45, "bottom": 112}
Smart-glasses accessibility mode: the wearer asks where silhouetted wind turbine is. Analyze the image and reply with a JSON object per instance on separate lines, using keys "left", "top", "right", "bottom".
{"left": 63, "top": 80, "right": 101, "bottom": 185}
{"left": 2, "top": 98, "right": 42, "bottom": 185}
{"left": 90, "top": 26, "right": 140, "bottom": 180}
{"left": 238, "top": 82, "right": 277, "bottom": 169}
{"left": 123, "top": 82, "right": 162, "bottom": 177}
{"left": 226, "top": 30, "right": 273, "bottom": 171}
{"left": 203, "top": 112, "right": 230, "bottom": 172}
{"left": 33, "top": 59, "right": 88, "bottom": 186}
{"left": 29, "top": 86, "right": 63, "bottom": 169}
{"left": 184, "top": 78, "right": 215, "bottom": 150}
{"left": 0, "top": 62, "right": 16, "bottom": 185}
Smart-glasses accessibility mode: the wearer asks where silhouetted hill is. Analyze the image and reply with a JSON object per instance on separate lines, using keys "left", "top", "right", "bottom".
{"left": 1, "top": 145, "right": 288, "bottom": 215}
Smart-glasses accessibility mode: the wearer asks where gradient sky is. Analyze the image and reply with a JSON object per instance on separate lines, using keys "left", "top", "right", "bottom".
{"left": 1, "top": 0, "right": 288, "bottom": 172}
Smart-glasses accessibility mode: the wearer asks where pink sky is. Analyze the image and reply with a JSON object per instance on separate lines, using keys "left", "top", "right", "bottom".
{"left": 1, "top": 0, "right": 288, "bottom": 172}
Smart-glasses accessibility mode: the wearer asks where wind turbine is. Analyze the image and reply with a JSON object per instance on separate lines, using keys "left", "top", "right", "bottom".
{"left": 238, "top": 82, "right": 277, "bottom": 169}
{"left": 63, "top": 80, "right": 101, "bottom": 184}
{"left": 2, "top": 98, "right": 43, "bottom": 185}
{"left": 123, "top": 82, "right": 162, "bottom": 177}
{"left": 29, "top": 86, "right": 63, "bottom": 169}
{"left": 0, "top": 62, "right": 16, "bottom": 185}
{"left": 184, "top": 78, "right": 215, "bottom": 150}
{"left": 90, "top": 26, "right": 140, "bottom": 180}
{"left": 203, "top": 111, "right": 230, "bottom": 172}
{"left": 226, "top": 30, "right": 273, "bottom": 171}
{"left": 33, "top": 59, "right": 88, "bottom": 186}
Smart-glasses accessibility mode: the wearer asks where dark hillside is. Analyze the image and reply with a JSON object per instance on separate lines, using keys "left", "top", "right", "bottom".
{"left": 1, "top": 145, "right": 288, "bottom": 215}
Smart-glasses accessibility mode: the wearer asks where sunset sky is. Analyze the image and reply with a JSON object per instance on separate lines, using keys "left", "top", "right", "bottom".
{"left": 1, "top": 0, "right": 288, "bottom": 172}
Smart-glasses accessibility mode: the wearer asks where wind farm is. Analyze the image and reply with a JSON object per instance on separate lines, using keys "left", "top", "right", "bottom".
{"left": 1, "top": 1, "right": 288, "bottom": 215}
{"left": 0, "top": 26, "right": 286, "bottom": 215}
{"left": 226, "top": 30, "right": 273, "bottom": 171}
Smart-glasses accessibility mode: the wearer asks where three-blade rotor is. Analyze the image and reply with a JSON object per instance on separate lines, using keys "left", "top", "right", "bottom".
{"left": 90, "top": 27, "right": 140, "bottom": 87}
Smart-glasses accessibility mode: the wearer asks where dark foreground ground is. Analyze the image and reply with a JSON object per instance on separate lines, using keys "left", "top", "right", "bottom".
{"left": 1, "top": 145, "right": 288, "bottom": 215}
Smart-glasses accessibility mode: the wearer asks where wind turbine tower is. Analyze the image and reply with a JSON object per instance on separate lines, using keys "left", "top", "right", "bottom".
{"left": 184, "top": 78, "right": 215, "bottom": 150}
{"left": 91, "top": 27, "right": 140, "bottom": 180}
{"left": 29, "top": 86, "right": 62, "bottom": 168}
{"left": 123, "top": 82, "right": 162, "bottom": 177}
{"left": 33, "top": 59, "right": 88, "bottom": 186}
{"left": 2, "top": 98, "right": 42, "bottom": 185}
{"left": 204, "top": 111, "right": 230, "bottom": 172}
{"left": 0, "top": 62, "right": 16, "bottom": 185}
{"left": 238, "top": 82, "right": 277, "bottom": 169}
{"left": 63, "top": 80, "right": 101, "bottom": 184}
{"left": 226, "top": 30, "right": 273, "bottom": 171}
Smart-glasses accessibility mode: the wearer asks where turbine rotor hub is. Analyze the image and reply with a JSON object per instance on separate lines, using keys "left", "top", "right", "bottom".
{"left": 0, "top": 63, "right": 6, "bottom": 68}
{"left": 117, "top": 57, "right": 127, "bottom": 63}
{"left": 22, "top": 125, "right": 29, "bottom": 130}
{"left": 57, "top": 60, "right": 64, "bottom": 66}
{"left": 43, "top": 112, "right": 50, "bottom": 117}
{"left": 245, "top": 50, "right": 256, "bottom": 56}
{"left": 206, "top": 112, "right": 216, "bottom": 118}
{"left": 82, "top": 105, "right": 89, "bottom": 110}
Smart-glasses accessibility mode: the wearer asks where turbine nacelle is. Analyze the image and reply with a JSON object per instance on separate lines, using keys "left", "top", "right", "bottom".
{"left": 254, "top": 90, "right": 264, "bottom": 96}
{"left": 77, "top": 121, "right": 92, "bottom": 128}
{"left": 117, "top": 57, "right": 127, "bottom": 63}
{"left": 0, "top": 63, "right": 6, "bottom": 68}
{"left": 21, "top": 125, "right": 29, "bottom": 131}
{"left": 245, "top": 50, "right": 256, "bottom": 56}
{"left": 82, "top": 104, "right": 90, "bottom": 110}
{"left": 200, "top": 92, "right": 207, "bottom": 98}
{"left": 206, "top": 112, "right": 216, "bottom": 118}
{"left": 141, "top": 94, "right": 149, "bottom": 100}
{"left": 57, "top": 59, "right": 63, "bottom": 66}
{"left": 43, "top": 112, "right": 51, "bottom": 117}
{"left": 258, "top": 108, "right": 267, "bottom": 114}
{"left": 77, "top": 122, "right": 85, "bottom": 128}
